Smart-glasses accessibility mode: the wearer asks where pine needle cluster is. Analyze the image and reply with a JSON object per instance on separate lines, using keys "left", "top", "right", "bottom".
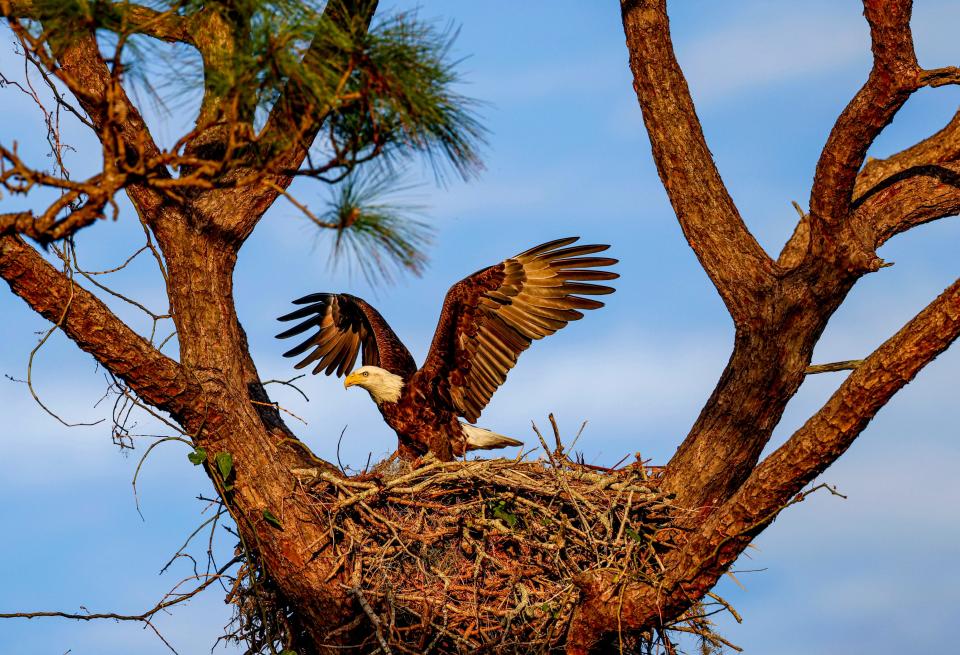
{"left": 16, "top": 0, "right": 485, "bottom": 281}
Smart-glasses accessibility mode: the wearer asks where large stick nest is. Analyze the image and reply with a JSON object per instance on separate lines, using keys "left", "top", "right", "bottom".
{"left": 227, "top": 424, "right": 727, "bottom": 654}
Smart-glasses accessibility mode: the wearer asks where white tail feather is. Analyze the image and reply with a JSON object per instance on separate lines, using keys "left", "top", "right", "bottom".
{"left": 461, "top": 423, "right": 523, "bottom": 451}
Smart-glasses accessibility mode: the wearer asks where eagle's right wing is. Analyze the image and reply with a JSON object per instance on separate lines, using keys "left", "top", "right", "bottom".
{"left": 416, "top": 237, "right": 618, "bottom": 423}
{"left": 276, "top": 293, "right": 417, "bottom": 378}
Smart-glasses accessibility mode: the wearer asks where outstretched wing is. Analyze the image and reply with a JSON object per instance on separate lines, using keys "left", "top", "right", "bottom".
{"left": 276, "top": 293, "right": 417, "bottom": 378}
{"left": 415, "top": 237, "right": 618, "bottom": 423}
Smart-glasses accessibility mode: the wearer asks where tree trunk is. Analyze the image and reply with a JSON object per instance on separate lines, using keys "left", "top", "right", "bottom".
{"left": 152, "top": 213, "right": 357, "bottom": 649}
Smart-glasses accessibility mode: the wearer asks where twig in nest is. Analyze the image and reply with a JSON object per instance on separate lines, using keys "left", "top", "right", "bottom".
{"left": 347, "top": 583, "right": 394, "bottom": 655}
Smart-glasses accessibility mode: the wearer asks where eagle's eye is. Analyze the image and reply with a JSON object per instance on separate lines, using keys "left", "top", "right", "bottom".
{"left": 362, "top": 371, "right": 369, "bottom": 377}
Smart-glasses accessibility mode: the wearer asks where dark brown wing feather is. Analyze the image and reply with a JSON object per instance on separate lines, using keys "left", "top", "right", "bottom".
{"left": 276, "top": 293, "right": 417, "bottom": 378}
{"left": 414, "top": 237, "right": 618, "bottom": 423}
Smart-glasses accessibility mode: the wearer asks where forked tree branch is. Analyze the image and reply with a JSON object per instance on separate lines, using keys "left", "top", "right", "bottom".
{"left": 620, "top": 0, "right": 774, "bottom": 326}
{"left": 785, "top": 1, "right": 960, "bottom": 269}
{"left": 570, "top": 276, "right": 960, "bottom": 652}
{"left": 0, "top": 235, "right": 202, "bottom": 421}
{"left": 187, "top": 0, "right": 380, "bottom": 245}
{"left": 257, "top": 0, "right": 380, "bottom": 162}
{"left": 636, "top": 0, "right": 959, "bottom": 531}
{"left": 784, "top": 110, "right": 960, "bottom": 268}
{"left": 706, "top": 273, "right": 960, "bottom": 571}
{"left": 808, "top": 0, "right": 919, "bottom": 230}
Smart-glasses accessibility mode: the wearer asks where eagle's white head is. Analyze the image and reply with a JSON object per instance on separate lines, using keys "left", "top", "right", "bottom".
{"left": 343, "top": 365, "right": 404, "bottom": 404}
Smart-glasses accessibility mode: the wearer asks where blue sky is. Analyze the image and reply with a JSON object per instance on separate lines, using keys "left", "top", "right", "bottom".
{"left": 1, "top": 1, "right": 959, "bottom": 653}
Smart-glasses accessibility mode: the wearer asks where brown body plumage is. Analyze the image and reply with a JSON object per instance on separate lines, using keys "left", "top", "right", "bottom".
{"left": 277, "top": 237, "right": 618, "bottom": 460}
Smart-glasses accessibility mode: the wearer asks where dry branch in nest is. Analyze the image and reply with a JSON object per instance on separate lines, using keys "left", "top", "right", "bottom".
{"left": 224, "top": 424, "right": 730, "bottom": 655}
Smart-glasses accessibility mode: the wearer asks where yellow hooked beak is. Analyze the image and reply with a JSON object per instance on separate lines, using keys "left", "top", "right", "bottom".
{"left": 343, "top": 372, "right": 361, "bottom": 389}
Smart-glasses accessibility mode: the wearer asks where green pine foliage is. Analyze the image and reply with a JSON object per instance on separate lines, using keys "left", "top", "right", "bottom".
{"left": 323, "top": 170, "right": 432, "bottom": 285}
{"left": 24, "top": 0, "right": 485, "bottom": 282}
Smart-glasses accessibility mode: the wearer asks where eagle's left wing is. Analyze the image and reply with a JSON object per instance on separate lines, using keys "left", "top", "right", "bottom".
{"left": 276, "top": 293, "right": 417, "bottom": 377}
{"left": 415, "top": 237, "right": 618, "bottom": 423}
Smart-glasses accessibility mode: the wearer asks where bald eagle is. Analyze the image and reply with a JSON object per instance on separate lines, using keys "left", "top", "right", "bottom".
{"left": 276, "top": 237, "right": 618, "bottom": 461}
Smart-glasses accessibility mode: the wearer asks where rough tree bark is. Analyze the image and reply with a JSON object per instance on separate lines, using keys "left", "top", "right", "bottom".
{"left": 562, "top": 0, "right": 960, "bottom": 652}
{"left": 2, "top": 0, "right": 959, "bottom": 653}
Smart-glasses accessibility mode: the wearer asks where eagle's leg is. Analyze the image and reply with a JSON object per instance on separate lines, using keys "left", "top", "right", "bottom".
{"left": 426, "top": 432, "right": 454, "bottom": 461}
{"left": 395, "top": 431, "right": 453, "bottom": 462}
{"left": 396, "top": 438, "right": 427, "bottom": 462}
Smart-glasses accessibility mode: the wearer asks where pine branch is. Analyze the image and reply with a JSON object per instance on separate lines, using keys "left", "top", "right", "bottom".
{"left": 1, "top": 1, "right": 194, "bottom": 43}
{"left": 324, "top": 171, "right": 431, "bottom": 284}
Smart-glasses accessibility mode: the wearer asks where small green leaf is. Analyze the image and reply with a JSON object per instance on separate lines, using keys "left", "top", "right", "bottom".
{"left": 187, "top": 448, "right": 206, "bottom": 465}
{"left": 624, "top": 524, "right": 643, "bottom": 543}
{"left": 263, "top": 509, "right": 283, "bottom": 530}
{"left": 215, "top": 452, "right": 233, "bottom": 481}
{"left": 489, "top": 499, "right": 518, "bottom": 529}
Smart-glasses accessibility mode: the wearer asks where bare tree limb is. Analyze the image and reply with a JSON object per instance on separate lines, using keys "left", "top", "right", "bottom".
{"left": 731, "top": 275, "right": 960, "bottom": 528}
{"left": 805, "top": 359, "right": 863, "bottom": 375}
{"left": 845, "top": 107, "right": 960, "bottom": 247}
{"left": 0, "top": 235, "right": 201, "bottom": 421}
{"left": 0, "top": 559, "right": 239, "bottom": 655}
{"left": 0, "top": 144, "right": 124, "bottom": 241}
{"left": 854, "top": 161, "right": 960, "bottom": 247}
{"left": 613, "top": 274, "right": 960, "bottom": 640}
{"left": 779, "top": 0, "right": 924, "bottom": 269}
{"left": 620, "top": 0, "right": 774, "bottom": 326}
{"left": 597, "top": 275, "right": 960, "bottom": 645}
{"left": 919, "top": 65, "right": 960, "bottom": 88}
{"left": 0, "top": 204, "right": 106, "bottom": 242}
{"left": 808, "top": 0, "right": 919, "bottom": 231}
{"left": 856, "top": 109, "right": 960, "bottom": 197}
{"left": 573, "top": 267, "right": 960, "bottom": 645}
